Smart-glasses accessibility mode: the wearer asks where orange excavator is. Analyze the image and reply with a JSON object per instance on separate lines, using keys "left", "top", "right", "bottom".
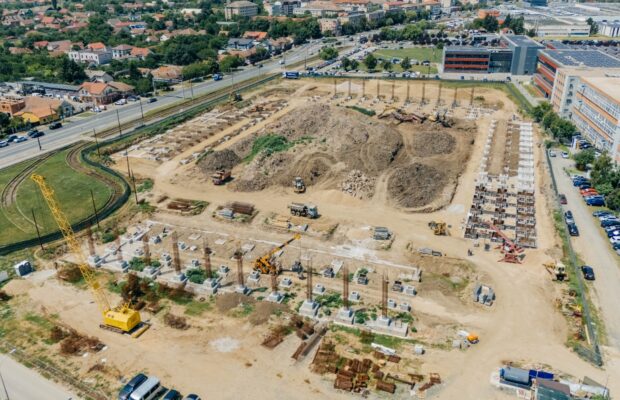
{"left": 253, "top": 234, "right": 301, "bottom": 274}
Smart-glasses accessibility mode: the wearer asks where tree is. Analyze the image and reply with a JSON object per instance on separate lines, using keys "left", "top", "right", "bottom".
{"left": 541, "top": 111, "right": 559, "bottom": 131}
{"left": 134, "top": 78, "right": 153, "bottom": 96}
{"left": 586, "top": 18, "right": 598, "bottom": 35}
{"left": 364, "top": 53, "right": 377, "bottom": 71}
{"left": 606, "top": 189, "right": 620, "bottom": 212}
{"left": 341, "top": 57, "right": 351, "bottom": 71}
{"left": 573, "top": 149, "right": 595, "bottom": 171}
{"left": 381, "top": 60, "right": 392, "bottom": 72}
{"left": 401, "top": 57, "right": 411, "bottom": 71}
{"left": 58, "top": 57, "right": 86, "bottom": 84}
{"left": 550, "top": 118, "right": 576, "bottom": 141}
{"left": 531, "top": 102, "right": 552, "bottom": 122}
{"left": 591, "top": 152, "right": 615, "bottom": 187}
{"left": 0, "top": 112, "right": 10, "bottom": 132}
{"left": 319, "top": 46, "right": 338, "bottom": 60}
{"left": 349, "top": 59, "right": 359, "bottom": 71}
{"left": 182, "top": 61, "right": 218, "bottom": 80}
{"left": 219, "top": 55, "right": 243, "bottom": 72}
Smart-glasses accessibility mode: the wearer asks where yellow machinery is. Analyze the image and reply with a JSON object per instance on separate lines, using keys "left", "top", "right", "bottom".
{"left": 544, "top": 261, "right": 567, "bottom": 281}
{"left": 253, "top": 233, "right": 301, "bottom": 274}
{"left": 428, "top": 221, "right": 447, "bottom": 236}
{"left": 31, "top": 174, "right": 147, "bottom": 336}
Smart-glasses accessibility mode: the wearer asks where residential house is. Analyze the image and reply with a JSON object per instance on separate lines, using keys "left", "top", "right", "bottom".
{"left": 151, "top": 65, "right": 183, "bottom": 84}
{"left": 333, "top": 0, "right": 369, "bottom": 13}
{"left": 243, "top": 31, "right": 268, "bottom": 41}
{"left": 131, "top": 47, "right": 152, "bottom": 60}
{"left": 319, "top": 18, "right": 340, "bottom": 34}
{"left": 294, "top": 1, "right": 343, "bottom": 17}
{"left": 225, "top": 0, "right": 259, "bottom": 20}
{"left": 227, "top": 38, "right": 255, "bottom": 50}
{"left": 78, "top": 81, "right": 134, "bottom": 105}
{"left": 14, "top": 97, "right": 74, "bottom": 125}
{"left": 68, "top": 48, "right": 112, "bottom": 65}
{"left": 85, "top": 70, "right": 114, "bottom": 83}
{"left": 112, "top": 44, "right": 133, "bottom": 59}
{"left": 0, "top": 97, "right": 26, "bottom": 116}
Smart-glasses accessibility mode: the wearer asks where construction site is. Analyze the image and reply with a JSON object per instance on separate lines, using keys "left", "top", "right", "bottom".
{"left": 1, "top": 78, "right": 616, "bottom": 400}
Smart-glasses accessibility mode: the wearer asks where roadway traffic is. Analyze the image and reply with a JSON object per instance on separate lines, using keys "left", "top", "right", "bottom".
{"left": 0, "top": 40, "right": 326, "bottom": 170}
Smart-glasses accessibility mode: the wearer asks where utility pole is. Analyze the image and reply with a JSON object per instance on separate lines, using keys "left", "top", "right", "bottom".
{"left": 138, "top": 99, "right": 145, "bottom": 124}
{"left": 125, "top": 150, "right": 131, "bottom": 178}
{"left": 36, "top": 136, "right": 42, "bottom": 151}
{"left": 131, "top": 171, "right": 138, "bottom": 203}
{"left": 116, "top": 109, "right": 122, "bottom": 137}
{"left": 93, "top": 128, "right": 100, "bottom": 157}
{"left": 31, "top": 208, "right": 43, "bottom": 250}
{"left": 90, "top": 189, "right": 100, "bottom": 229}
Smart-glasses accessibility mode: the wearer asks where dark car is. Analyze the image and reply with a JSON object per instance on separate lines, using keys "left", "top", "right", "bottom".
{"left": 581, "top": 265, "right": 595, "bottom": 280}
{"left": 564, "top": 210, "right": 574, "bottom": 221}
{"left": 593, "top": 210, "right": 613, "bottom": 217}
{"left": 183, "top": 395, "right": 201, "bottom": 400}
{"left": 49, "top": 121, "right": 62, "bottom": 130}
{"left": 118, "top": 373, "right": 147, "bottom": 400}
{"left": 6, "top": 134, "right": 18, "bottom": 142}
{"left": 585, "top": 196, "right": 605, "bottom": 206}
{"left": 163, "top": 390, "right": 182, "bottom": 400}
{"left": 27, "top": 129, "right": 44, "bottom": 138}
{"left": 568, "top": 223, "right": 579, "bottom": 236}
{"left": 148, "top": 97, "right": 158, "bottom": 103}
{"left": 602, "top": 219, "right": 620, "bottom": 227}
{"left": 559, "top": 194, "right": 567, "bottom": 205}
{"left": 578, "top": 182, "right": 592, "bottom": 190}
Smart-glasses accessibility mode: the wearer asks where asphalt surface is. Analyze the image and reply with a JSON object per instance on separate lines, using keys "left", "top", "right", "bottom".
{"left": 0, "top": 354, "right": 78, "bottom": 400}
{"left": 550, "top": 155, "right": 620, "bottom": 350}
{"left": 0, "top": 40, "right": 325, "bottom": 170}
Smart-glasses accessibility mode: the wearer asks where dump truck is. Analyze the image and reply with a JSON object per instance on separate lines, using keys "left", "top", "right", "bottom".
{"left": 212, "top": 169, "right": 231, "bottom": 185}
{"left": 288, "top": 203, "right": 318, "bottom": 218}
{"left": 293, "top": 177, "right": 306, "bottom": 193}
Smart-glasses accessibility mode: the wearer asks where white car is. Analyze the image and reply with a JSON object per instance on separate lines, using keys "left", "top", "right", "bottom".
{"left": 0, "top": 140, "right": 8, "bottom": 148}
{"left": 115, "top": 98, "right": 127, "bottom": 106}
{"left": 561, "top": 151, "right": 569, "bottom": 159}
{"left": 548, "top": 150, "right": 556, "bottom": 157}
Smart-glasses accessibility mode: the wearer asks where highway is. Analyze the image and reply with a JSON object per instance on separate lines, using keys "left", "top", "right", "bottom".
{"left": 0, "top": 354, "right": 78, "bottom": 400}
{"left": 0, "top": 40, "right": 324, "bottom": 170}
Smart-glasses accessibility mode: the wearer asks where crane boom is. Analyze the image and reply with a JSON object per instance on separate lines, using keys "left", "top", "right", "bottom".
{"left": 31, "top": 174, "right": 142, "bottom": 333}
{"left": 254, "top": 233, "right": 301, "bottom": 274}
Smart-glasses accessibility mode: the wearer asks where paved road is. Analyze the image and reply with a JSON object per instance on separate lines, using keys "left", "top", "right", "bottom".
{"left": 0, "top": 354, "right": 78, "bottom": 400}
{"left": 0, "top": 41, "right": 325, "bottom": 170}
{"left": 550, "top": 155, "right": 620, "bottom": 350}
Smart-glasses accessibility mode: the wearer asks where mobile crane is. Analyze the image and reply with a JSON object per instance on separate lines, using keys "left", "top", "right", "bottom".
{"left": 253, "top": 233, "right": 301, "bottom": 274}
{"left": 31, "top": 174, "right": 148, "bottom": 336}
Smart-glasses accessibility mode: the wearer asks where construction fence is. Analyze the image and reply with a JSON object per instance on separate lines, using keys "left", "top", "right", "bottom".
{"left": 544, "top": 146, "right": 603, "bottom": 367}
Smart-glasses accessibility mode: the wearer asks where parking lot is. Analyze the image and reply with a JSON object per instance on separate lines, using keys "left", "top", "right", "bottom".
{"left": 549, "top": 153, "right": 620, "bottom": 350}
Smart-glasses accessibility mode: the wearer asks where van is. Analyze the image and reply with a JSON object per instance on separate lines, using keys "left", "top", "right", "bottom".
{"left": 129, "top": 376, "right": 162, "bottom": 400}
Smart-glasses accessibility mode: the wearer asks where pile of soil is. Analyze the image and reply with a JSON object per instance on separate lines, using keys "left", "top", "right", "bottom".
{"left": 387, "top": 163, "right": 447, "bottom": 208}
{"left": 198, "top": 149, "right": 241, "bottom": 173}
{"left": 227, "top": 104, "right": 403, "bottom": 193}
{"left": 249, "top": 302, "right": 288, "bottom": 325}
{"left": 411, "top": 131, "right": 456, "bottom": 156}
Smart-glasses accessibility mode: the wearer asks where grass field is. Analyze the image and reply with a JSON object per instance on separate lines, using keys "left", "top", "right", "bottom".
{"left": 356, "top": 63, "right": 438, "bottom": 74}
{"left": 373, "top": 47, "right": 442, "bottom": 63}
{"left": 0, "top": 148, "right": 113, "bottom": 246}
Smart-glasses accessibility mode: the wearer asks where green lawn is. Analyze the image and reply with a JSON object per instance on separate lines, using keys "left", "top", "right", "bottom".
{"left": 374, "top": 47, "right": 442, "bottom": 63}
{"left": 0, "top": 148, "right": 113, "bottom": 246}
{"left": 355, "top": 62, "right": 438, "bottom": 74}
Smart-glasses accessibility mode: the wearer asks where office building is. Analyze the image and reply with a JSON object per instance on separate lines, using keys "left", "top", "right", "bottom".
{"left": 502, "top": 35, "right": 544, "bottom": 75}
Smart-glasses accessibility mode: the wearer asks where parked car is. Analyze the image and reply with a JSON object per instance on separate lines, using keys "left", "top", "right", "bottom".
{"left": 580, "top": 188, "right": 598, "bottom": 196}
{"left": 0, "top": 140, "right": 8, "bottom": 148}
{"left": 559, "top": 194, "right": 567, "bottom": 204}
{"left": 163, "top": 390, "right": 182, "bottom": 400}
{"left": 585, "top": 196, "right": 605, "bottom": 206}
{"left": 147, "top": 97, "right": 158, "bottom": 103}
{"left": 118, "top": 373, "right": 147, "bottom": 400}
{"left": 581, "top": 265, "right": 595, "bottom": 280}
{"left": 561, "top": 151, "right": 569, "bottom": 158}
{"left": 601, "top": 218, "right": 620, "bottom": 227}
{"left": 49, "top": 121, "right": 62, "bottom": 130}
{"left": 548, "top": 150, "right": 556, "bottom": 157}
{"left": 127, "top": 96, "right": 139, "bottom": 102}
{"left": 564, "top": 210, "right": 574, "bottom": 224}
{"left": 578, "top": 182, "right": 592, "bottom": 190}
{"left": 568, "top": 223, "right": 579, "bottom": 236}
{"left": 14, "top": 136, "right": 27, "bottom": 142}
{"left": 183, "top": 395, "right": 201, "bottom": 400}
{"left": 593, "top": 210, "right": 614, "bottom": 217}
{"left": 115, "top": 98, "right": 127, "bottom": 106}
{"left": 6, "top": 134, "right": 18, "bottom": 142}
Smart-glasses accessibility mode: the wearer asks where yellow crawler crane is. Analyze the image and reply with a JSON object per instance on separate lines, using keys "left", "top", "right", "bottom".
{"left": 253, "top": 233, "right": 301, "bottom": 274}
{"left": 31, "top": 174, "right": 148, "bottom": 336}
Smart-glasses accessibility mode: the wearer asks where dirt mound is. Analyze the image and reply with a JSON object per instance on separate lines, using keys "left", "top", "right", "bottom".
{"left": 216, "top": 293, "right": 256, "bottom": 312}
{"left": 340, "top": 170, "right": 376, "bottom": 199}
{"left": 411, "top": 131, "right": 456, "bottom": 156}
{"left": 198, "top": 149, "right": 241, "bottom": 173}
{"left": 387, "top": 163, "right": 447, "bottom": 208}
{"left": 227, "top": 104, "right": 403, "bottom": 194}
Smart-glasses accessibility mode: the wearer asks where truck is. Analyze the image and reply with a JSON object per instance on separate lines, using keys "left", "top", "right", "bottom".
{"left": 288, "top": 203, "right": 318, "bottom": 219}
{"left": 211, "top": 169, "right": 231, "bottom": 185}
{"left": 213, "top": 73, "right": 223, "bottom": 81}
{"left": 283, "top": 71, "right": 300, "bottom": 79}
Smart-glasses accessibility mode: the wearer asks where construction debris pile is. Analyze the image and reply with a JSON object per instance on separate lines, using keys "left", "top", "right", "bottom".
{"left": 340, "top": 170, "right": 376, "bottom": 199}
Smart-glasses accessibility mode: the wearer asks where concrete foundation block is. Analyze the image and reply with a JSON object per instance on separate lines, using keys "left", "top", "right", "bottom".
{"left": 299, "top": 300, "right": 319, "bottom": 318}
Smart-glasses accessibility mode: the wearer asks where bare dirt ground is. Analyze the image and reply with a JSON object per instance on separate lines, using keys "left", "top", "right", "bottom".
{"left": 5, "top": 79, "right": 619, "bottom": 399}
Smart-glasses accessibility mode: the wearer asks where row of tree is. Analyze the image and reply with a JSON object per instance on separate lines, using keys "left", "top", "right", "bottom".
{"left": 531, "top": 102, "right": 577, "bottom": 142}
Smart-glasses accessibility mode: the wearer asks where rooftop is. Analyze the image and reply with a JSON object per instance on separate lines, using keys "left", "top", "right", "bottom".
{"left": 502, "top": 34, "right": 543, "bottom": 48}
{"left": 541, "top": 49, "right": 620, "bottom": 68}
{"left": 226, "top": 0, "right": 257, "bottom": 7}
{"left": 581, "top": 76, "right": 620, "bottom": 102}
{"left": 19, "top": 81, "right": 80, "bottom": 91}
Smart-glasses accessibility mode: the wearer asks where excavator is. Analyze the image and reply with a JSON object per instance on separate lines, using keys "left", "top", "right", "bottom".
{"left": 293, "top": 177, "right": 306, "bottom": 193}
{"left": 31, "top": 174, "right": 149, "bottom": 337}
{"left": 253, "top": 233, "right": 301, "bottom": 274}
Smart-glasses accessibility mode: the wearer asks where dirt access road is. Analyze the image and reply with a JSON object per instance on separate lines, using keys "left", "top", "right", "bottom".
{"left": 550, "top": 156, "right": 620, "bottom": 354}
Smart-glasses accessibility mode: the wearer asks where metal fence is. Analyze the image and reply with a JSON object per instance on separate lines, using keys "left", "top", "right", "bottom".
{"left": 544, "top": 147, "right": 603, "bottom": 366}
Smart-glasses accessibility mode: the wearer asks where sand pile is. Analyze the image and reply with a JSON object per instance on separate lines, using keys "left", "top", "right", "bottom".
{"left": 387, "top": 163, "right": 447, "bottom": 208}
{"left": 411, "top": 131, "right": 456, "bottom": 156}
